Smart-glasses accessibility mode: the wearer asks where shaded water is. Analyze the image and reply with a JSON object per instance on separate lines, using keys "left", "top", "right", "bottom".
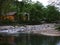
{"left": 0, "top": 34, "right": 60, "bottom": 45}
{"left": 15, "top": 34, "right": 60, "bottom": 45}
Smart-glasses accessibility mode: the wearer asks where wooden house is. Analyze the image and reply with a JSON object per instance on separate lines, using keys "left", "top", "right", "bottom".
{"left": 0, "top": 12, "right": 16, "bottom": 22}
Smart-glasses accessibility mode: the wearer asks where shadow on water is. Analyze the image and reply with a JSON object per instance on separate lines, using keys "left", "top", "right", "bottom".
{"left": 15, "top": 34, "right": 60, "bottom": 45}
{"left": 0, "top": 34, "right": 60, "bottom": 45}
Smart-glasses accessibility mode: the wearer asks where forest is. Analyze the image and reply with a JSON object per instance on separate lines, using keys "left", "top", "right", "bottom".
{"left": 0, "top": 0, "right": 60, "bottom": 25}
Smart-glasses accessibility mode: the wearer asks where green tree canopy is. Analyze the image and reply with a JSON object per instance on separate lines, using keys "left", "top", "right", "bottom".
{"left": 0, "top": 0, "right": 16, "bottom": 15}
{"left": 45, "top": 5, "right": 60, "bottom": 23}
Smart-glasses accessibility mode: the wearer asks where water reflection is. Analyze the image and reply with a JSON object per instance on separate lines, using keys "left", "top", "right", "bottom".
{"left": 0, "top": 34, "right": 60, "bottom": 45}
{"left": 15, "top": 34, "right": 60, "bottom": 45}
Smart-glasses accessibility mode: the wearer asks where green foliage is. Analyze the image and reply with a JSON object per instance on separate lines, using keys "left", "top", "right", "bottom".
{"left": 0, "top": 19, "right": 14, "bottom": 25}
{"left": 44, "top": 5, "right": 60, "bottom": 23}
{"left": 0, "top": 0, "right": 16, "bottom": 15}
{"left": 0, "top": 0, "right": 60, "bottom": 25}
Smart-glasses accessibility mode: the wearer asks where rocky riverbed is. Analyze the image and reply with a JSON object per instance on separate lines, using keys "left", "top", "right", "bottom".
{"left": 0, "top": 23, "right": 60, "bottom": 36}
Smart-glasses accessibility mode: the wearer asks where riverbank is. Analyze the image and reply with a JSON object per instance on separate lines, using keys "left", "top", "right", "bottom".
{"left": 0, "top": 23, "right": 55, "bottom": 29}
{"left": 0, "top": 23, "right": 60, "bottom": 36}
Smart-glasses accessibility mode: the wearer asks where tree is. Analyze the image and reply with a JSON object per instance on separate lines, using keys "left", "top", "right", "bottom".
{"left": 0, "top": 0, "right": 16, "bottom": 15}
{"left": 0, "top": 0, "right": 17, "bottom": 25}
{"left": 15, "top": 0, "right": 33, "bottom": 24}
{"left": 29, "top": 1, "right": 44, "bottom": 24}
{"left": 45, "top": 5, "right": 60, "bottom": 23}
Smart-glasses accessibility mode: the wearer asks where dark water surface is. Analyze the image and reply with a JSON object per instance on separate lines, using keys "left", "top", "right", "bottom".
{"left": 0, "top": 34, "right": 60, "bottom": 45}
{"left": 15, "top": 34, "right": 60, "bottom": 45}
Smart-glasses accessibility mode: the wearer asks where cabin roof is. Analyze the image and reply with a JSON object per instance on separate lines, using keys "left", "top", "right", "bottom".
{"left": 6, "top": 12, "right": 16, "bottom": 15}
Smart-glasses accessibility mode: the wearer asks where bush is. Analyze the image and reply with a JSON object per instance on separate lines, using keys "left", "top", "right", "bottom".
{"left": 0, "top": 19, "right": 14, "bottom": 25}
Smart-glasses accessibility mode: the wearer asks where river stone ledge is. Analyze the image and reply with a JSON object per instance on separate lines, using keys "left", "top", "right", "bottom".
{"left": 0, "top": 23, "right": 60, "bottom": 36}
